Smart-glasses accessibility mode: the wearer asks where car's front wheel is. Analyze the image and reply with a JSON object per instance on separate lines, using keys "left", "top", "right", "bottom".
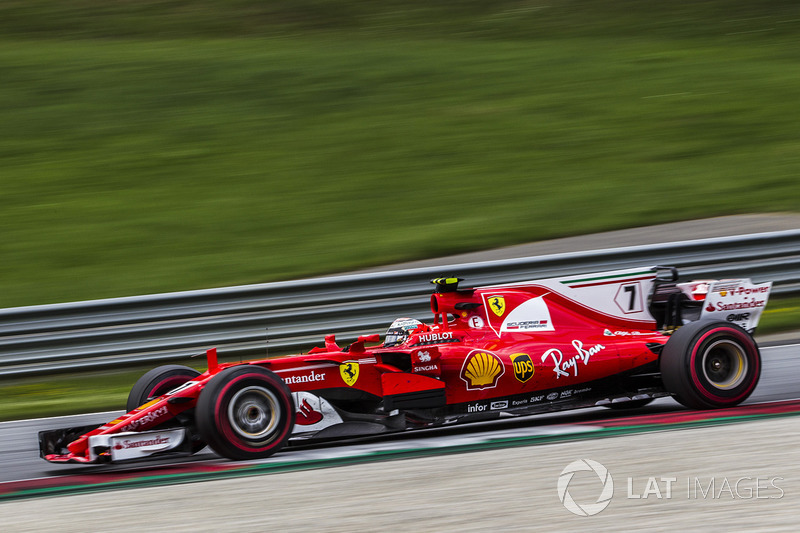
{"left": 196, "top": 366, "right": 294, "bottom": 460}
{"left": 126, "top": 364, "right": 206, "bottom": 453}
{"left": 127, "top": 364, "right": 201, "bottom": 411}
{"left": 660, "top": 320, "right": 760, "bottom": 409}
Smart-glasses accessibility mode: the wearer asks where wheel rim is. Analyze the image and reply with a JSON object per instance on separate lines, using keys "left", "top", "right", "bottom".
{"left": 701, "top": 339, "right": 748, "bottom": 390}
{"left": 227, "top": 386, "right": 280, "bottom": 443}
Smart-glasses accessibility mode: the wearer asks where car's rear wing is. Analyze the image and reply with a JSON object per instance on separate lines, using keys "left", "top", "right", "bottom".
{"left": 648, "top": 267, "right": 772, "bottom": 333}
{"left": 481, "top": 265, "right": 771, "bottom": 334}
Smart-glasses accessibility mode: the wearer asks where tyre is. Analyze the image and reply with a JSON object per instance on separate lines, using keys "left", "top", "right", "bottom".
{"left": 604, "top": 399, "right": 654, "bottom": 410}
{"left": 196, "top": 365, "right": 295, "bottom": 460}
{"left": 660, "top": 320, "right": 760, "bottom": 409}
{"left": 127, "top": 364, "right": 201, "bottom": 411}
{"left": 127, "top": 364, "right": 206, "bottom": 453}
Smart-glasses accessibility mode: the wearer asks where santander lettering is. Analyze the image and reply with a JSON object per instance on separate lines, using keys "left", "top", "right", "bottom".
{"left": 542, "top": 340, "right": 605, "bottom": 379}
{"left": 707, "top": 299, "right": 766, "bottom": 312}
{"left": 283, "top": 371, "right": 326, "bottom": 385}
{"left": 117, "top": 436, "right": 171, "bottom": 449}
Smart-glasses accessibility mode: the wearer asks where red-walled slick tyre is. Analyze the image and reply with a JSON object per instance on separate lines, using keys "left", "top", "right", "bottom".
{"left": 127, "top": 364, "right": 206, "bottom": 453}
{"left": 127, "top": 364, "right": 201, "bottom": 411}
{"left": 660, "top": 321, "right": 760, "bottom": 410}
{"left": 196, "top": 366, "right": 295, "bottom": 460}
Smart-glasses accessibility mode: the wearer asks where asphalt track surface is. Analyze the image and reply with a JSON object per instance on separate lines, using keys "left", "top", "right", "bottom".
{"left": 2, "top": 214, "right": 800, "bottom": 530}
{"left": 1, "top": 341, "right": 798, "bottom": 483}
{"left": 1, "top": 341, "right": 800, "bottom": 532}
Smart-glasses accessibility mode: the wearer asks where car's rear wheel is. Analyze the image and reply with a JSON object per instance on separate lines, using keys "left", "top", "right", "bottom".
{"left": 196, "top": 366, "right": 294, "bottom": 460}
{"left": 660, "top": 321, "right": 760, "bottom": 409}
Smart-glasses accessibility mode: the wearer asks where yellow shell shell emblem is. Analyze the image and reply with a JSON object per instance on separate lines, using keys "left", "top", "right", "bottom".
{"left": 460, "top": 350, "right": 504, "bottom": 390}
{"left": 340, "top": 361, "right": 359, "bottom": 386}
{"left": 488, "top": 296, "right": 506, "bottom": 317}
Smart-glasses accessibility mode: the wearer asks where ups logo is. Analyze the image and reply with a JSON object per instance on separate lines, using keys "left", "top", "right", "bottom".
{"left": 511, "top": 353, "right": 534, "bottom": 383}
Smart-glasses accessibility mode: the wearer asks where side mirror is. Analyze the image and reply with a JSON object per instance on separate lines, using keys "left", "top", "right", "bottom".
{"left": 347, "top": 333, "right": 382, "bottom": 353}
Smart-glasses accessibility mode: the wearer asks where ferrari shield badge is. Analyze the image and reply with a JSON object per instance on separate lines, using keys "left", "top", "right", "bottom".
{"left": 340, "top": 361, "right": 360, "bottom": 386}
{"left": 488, "top": 295, "right": 506, "bottom": 317}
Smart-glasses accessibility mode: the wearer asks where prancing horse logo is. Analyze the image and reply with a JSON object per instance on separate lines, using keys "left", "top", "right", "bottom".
{"left": 488, "top": 295, "right": 506, "bottom": 317}
{"left": 340, "top": 361, "right": 360, "bottom": 386}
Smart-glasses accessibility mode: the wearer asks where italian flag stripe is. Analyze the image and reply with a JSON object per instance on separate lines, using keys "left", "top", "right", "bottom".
{"left": 561, "top": 270, "right": 654, "bottom": 286}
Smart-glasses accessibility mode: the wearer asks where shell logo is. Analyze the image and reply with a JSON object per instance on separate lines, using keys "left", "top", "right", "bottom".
{"left": 460, "top": 350, "right": 505, "bottom": 390}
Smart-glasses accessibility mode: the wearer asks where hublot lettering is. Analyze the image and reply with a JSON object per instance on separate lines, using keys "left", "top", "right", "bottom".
{"left": 418, "top": 332, "right": 454, "bottom": 343}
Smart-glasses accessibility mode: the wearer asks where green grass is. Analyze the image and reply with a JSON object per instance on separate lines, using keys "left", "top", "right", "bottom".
{"left": 0, "top": 1, "right": 799, "bottom": 308}
{"left": 0, "top": 368, "right": 151, "bottom": 422}
{"left": 758, "top": 296, "right": 800, "bottom": 335}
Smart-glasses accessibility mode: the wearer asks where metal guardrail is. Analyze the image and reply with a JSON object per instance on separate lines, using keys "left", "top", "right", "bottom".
{"left": 1, "top": 229, "right": 799, "bottom": 378}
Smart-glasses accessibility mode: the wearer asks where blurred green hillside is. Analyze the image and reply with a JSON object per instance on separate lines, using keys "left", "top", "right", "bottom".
{"left": 1, "top": 1, "right": 799, "bottom": 308}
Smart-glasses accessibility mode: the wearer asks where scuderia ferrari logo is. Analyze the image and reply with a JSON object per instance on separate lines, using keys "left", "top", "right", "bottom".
{"left": 488, "top": 295, "right": 506, "bottom": 317}
{"left": 340, "top": 361, "right": 359, "bottom": 386}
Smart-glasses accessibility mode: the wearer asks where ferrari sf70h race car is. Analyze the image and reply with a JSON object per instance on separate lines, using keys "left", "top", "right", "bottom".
{"left": 40, "top": 266, "right": 772, "bottom": 463}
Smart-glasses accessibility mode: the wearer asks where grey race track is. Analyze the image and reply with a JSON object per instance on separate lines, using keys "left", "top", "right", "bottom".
{"left": 1, "top": 340, "right": 798, "bottom": 485}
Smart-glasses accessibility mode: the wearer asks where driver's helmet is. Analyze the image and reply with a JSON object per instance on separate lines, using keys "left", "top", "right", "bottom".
{"left": 384, "top": 317, "right": 423, "bottom": 348}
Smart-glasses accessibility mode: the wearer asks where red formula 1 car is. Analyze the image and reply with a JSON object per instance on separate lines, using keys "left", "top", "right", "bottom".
{"left": 40, "top": 266, "right": 772, "bottom": 463}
